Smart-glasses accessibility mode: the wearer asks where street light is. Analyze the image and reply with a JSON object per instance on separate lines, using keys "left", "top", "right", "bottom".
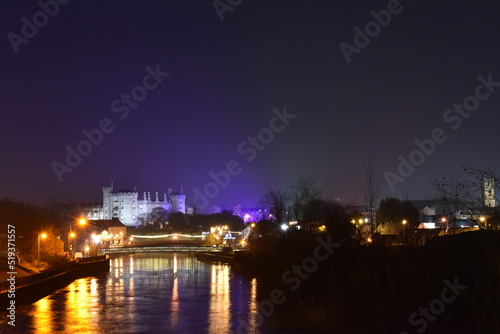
{"left": 69, "top": 218, "right": 87, "bottom": 257}
{"left": 351, "top": 219, "right": 363, "bottom": 242}
{"left": 402, "top": 220, "right": 407, "bottom": 245}
{"left": 38, "top": 233, "right": 47, "bottom": 272}
{"left": 441, "top": 217, "right": 448, "bottom": 233}
{"left": 69, "top": 232, "right": 76, "bottom": 257}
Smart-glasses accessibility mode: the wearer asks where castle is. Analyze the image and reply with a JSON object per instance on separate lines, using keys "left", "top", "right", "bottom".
{"left": 81, "top": 184, "right": 186, "bottom": 226}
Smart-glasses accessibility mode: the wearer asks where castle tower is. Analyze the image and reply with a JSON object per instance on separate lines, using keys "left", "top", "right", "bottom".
{"left": 102, "top": 184, "right": 114, "bottom": 219}
{"left": 111, "top": 188, "right": 139, "bottom": 226}
{"left": 170, "top": 191, "right": 186, "bottom": 213}
{"left": 484, "top": 176, "right": 495, "bottom": 207}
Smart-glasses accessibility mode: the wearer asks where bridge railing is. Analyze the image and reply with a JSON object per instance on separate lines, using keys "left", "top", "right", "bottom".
{"left": 101, "top": 245, "right": 222, "bottom": 254}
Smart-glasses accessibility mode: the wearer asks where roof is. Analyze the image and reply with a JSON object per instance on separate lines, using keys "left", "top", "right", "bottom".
{"left": 92, "top": 218, "right": 126, "bottom": 230}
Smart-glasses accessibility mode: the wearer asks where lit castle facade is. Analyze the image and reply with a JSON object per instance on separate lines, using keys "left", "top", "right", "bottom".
{"left": 82, "top": 184, "right": 185, "bottom": 226}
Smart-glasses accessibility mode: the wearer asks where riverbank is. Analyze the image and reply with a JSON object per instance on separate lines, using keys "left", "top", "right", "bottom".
{"left": 0, "top": 255, "right": 110, "bottom": 308}
{"left": 233, "top": 230, "right": 500, "bottom": 334}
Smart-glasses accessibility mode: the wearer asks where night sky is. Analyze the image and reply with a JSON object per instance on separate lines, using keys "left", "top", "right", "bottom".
{"left": 1, "top": 0, "right": 500, "bottom": 211}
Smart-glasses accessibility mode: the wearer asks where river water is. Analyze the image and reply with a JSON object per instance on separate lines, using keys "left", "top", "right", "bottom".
{"left": 0, "top": 253, "right": 310, "bottom": 334}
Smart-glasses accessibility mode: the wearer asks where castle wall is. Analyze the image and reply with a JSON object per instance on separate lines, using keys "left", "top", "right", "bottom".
{"left": 83, "top": 185, "right": 186, "bottom": 226}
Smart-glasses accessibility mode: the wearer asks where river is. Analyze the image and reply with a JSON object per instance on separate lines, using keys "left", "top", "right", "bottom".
{"left": 0, "top": 253, "right": 312, "bottom": 334}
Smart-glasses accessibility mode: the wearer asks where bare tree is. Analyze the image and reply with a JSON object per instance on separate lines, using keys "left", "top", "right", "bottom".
{"left": 455, "top": 165, "right": 500, "bottom": 230}
{"left": 430, "top": 166, "right": 500, "bottom": 210}
{"left": 461, "top": 165, "right": 499, "bottom": 208}
{"left": 427, "top": 172, "right": 486, "bottom": 233}
{"left": 359, "top": 158, "right": 380, "bottom": 239}
{"left": 260, "top": 189, "right": 289, "bottom": 225}
{"left": 291, "top": 177, "right": 322, "bottom": 230}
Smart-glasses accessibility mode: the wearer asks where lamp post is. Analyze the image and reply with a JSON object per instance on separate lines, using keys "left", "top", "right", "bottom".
{"left": 402, "top": 220, "right": 407, "bottom": 245}
{"left": 37, "top": 233, "right": 47, "bottom": 272}
{"left": 69, "top": 231, "right": 76, "bottom": 258}
{"left": 74, "top": 218, "right": 87, "bottom": 254}
{"left": 351, "top": 219, "right": 364, "bottom": 244}
{"left": 441, "top": 217, "right": 448, "bottom": 234}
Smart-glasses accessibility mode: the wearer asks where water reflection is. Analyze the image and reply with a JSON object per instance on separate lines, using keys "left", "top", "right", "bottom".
{"left": 1, "top": 253, "right": 274, "bottom": 334}
{"left": 171, "top": 253, "right": 179, "bottom": 327}
{"left": 33, "top": 297, "right": 51, "bottom": 334}
{"left": 209, "top": 264, "right": 230, "bottom": 334}
{"left": 248, "top": 278, "right": 259, "bottom": 332}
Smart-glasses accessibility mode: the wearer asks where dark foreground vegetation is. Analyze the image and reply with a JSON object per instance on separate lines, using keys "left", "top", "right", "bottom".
{"left": 237, "top": 229, "right": 500, "bottom": 334}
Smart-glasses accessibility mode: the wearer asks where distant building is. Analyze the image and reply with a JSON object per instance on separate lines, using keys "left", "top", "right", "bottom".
{"left": 93, "top": 218, "right": 127, "bottom": 246}
{"left": 80, "top": 184, "right": 186, "bottom": 227}
{"left": 94, "top": 218, "right": 127, "bottom": 237}
{"left": 484, "top": 176, "right": 496, "bottom": 208}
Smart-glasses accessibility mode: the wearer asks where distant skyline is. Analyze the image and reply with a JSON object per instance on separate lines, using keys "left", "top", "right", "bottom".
{"left": 1, "top": 1, "right": 500, "bottom": 209}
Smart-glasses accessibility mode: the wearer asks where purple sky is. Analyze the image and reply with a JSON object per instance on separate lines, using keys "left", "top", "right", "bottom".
{"left": 1, "top": 0, "right": 500, "bottom": 211}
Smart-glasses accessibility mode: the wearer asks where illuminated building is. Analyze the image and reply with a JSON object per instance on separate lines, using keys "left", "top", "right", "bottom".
{"left": 81, "top": 183, "right": 186, "bottom": 226}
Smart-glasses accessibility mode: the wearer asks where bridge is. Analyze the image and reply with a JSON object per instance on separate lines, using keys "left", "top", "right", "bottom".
{"left": 100, "top": 233, "right": 234, "bottom": 254}
{"left": 101, "top": 245, "right": 222, "bottom": 254}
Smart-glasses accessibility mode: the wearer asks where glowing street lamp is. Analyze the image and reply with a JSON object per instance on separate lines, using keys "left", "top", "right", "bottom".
{"left": 69, "top": 218, "right": 88, "bottom": 257}
{"left": 441, "top": 217, "right": 448, "bottom": 233}
{"left": 37, "top": 233, "right": 47, "bottom": 272}
{"left": 402, "top": 220, "right": 407, "bottom": 244}
{"left": 352, "top": 219, "right": 363, "bottom": 239}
